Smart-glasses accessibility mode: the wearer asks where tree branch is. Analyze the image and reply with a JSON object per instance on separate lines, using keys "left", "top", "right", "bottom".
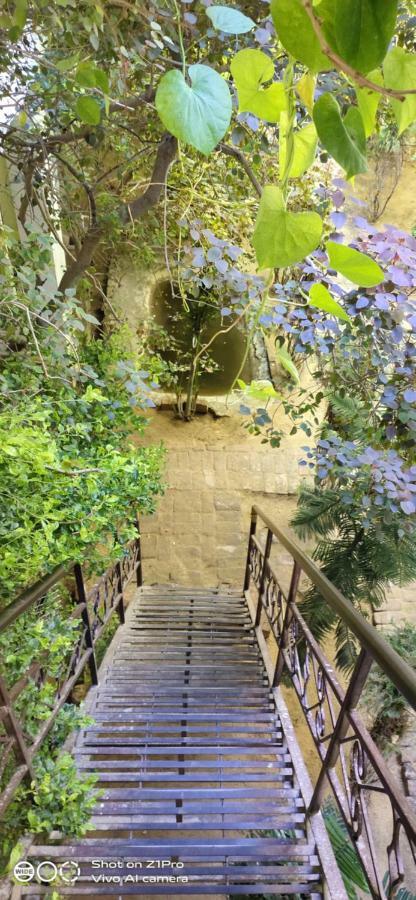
{"left": 51, "top": 151, "right": 97, "bottom": 226}
{"left": 120, "top": 132, "right": 178, "bottom": 223}
{"left": 58, "top": 133, "right": 177, "bottom": 293}
{"left": 218, "top": 143, "right": 262, "bottom": 197}
{"left": 302, "top": 0, "right": 416, "bottom": 101}
{"left": 18, "top": 155, "right": 39, "bottom": 227}
{"left": 58, "top": 224, "right": 104, "bottom": 293}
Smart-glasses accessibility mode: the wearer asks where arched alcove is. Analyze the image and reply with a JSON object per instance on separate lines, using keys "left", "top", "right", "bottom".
{"left": 150, "top": 278, "right": 253, "bottom": 396}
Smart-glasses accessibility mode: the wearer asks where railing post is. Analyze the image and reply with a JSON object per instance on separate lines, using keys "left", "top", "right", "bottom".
{"left": 74, "top": 563, "right": 99, "bottom": 687}
{"left": 115, "top": 560, "right": 125, "bottom": 624}
{"left": 272, "top": 561, "right": 301, "bottom": 687}
{"left": 135, "top": 514, "right": 143, "bottom": 587}
{"left": 243, "top": 507, "right": 257, "bottom": 592}
{"left": 0, "top": 673, "right": 34, "bottom": 778}
{"left": 255, "top": 528, "right": 273, "bottom": 628}
{"left": 308, "top": 647, "right": 374, "bottom": 816}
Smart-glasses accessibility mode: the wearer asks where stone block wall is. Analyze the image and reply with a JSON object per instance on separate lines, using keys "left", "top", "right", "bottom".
{"left": 137, "top": 409, "right": 304, "bottom": 588}
{"left": 137, "top": 409, "right": 415, "bottom": 626}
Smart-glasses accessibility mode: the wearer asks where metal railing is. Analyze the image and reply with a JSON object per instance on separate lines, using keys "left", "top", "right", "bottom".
{"left": 244, "top": 505, "right": 416, "bottom": 900}
{"left": 0, "top": 522, "right": 142, "bottom": 817}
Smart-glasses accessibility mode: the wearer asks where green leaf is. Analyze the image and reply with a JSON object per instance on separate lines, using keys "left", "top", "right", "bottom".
{"left": 13, "top": 0, "right": 27, "bottom": 29}
{"left": 206, "top": 5, "right": 255, "bottom": 34}
{"left": 75, "top": 96, "right": 101, "bottom": 125}
{"left": 279, "top": 115, "right": 318, "bottom": 179}
{"left": 331, "top": 0, "right": 398, "bottom": 73}
{"left": 276, "top": 345, "right": 301, "bottom": 383}
{"left": 253, "top": 185, "right": 323, "bottom": 269}
{"left": 56, "top": 53, "right": 79, "bottom": 73}
{"left": 94, "top": 69, "right": 109, "bottom": 94}
{"left": 240, "top": 379, "right": 280, "bottom": 400}
{"left": 355, "top": 69, "right": 383, "bottom": 137}
{"left": 76, "top": 62, "right": 98, "bottom": 88}
{"left": 230, "top": 49, "right": 286, "bottom": 123}
{"left": 271, "top": 0, "right": 331, "bottom": 72}
{"left": 313, "top": 93, "right": 367, "bottom": 179}
{"left": 76, "top": 62, "right": 109, "bottom": 94}
{"left": 296, "top": 71, "right": 316, "bottom": 112}
{"left": 155, "top": 64, "right": 232, "bottom": 155}
{"left": 308, "top": 283, "right": 351, "bottom": 322}
{"left": 327, "top": 241, "right": 385, "bottom": 287}
{"left": 384, "top": 47, "right": 416, "bottom": 135}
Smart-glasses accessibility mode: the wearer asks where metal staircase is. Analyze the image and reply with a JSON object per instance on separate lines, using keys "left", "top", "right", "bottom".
{"left": 21, "top": 586, "right": 327, "bottom": 896}
{"left": 2, "top": 507, "right": 415, "bottom": 898}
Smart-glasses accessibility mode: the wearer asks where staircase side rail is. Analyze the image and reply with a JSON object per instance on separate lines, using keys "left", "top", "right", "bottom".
{"left": 244, "top": 505, "right": 416, "bottom": 899}
{"left": 0, "top": 520, "right": 142, "bottom": 818}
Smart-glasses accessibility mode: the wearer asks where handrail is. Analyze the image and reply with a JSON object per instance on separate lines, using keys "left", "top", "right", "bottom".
{"left": 0, "top": 564, "right": 69, "bottom": 634}
{"left": 245, "top": 505, "right": 416, "bottom": 897}
{"left": 251, "top": 504, "right": 416, "bottom": 710}
{"left": 0, "top": 522, "right": 143, "bottom": 818}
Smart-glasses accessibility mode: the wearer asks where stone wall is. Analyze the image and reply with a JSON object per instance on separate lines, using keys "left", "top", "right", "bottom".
{"left": 136, "top": 408, "right": 305, "bottom": 588}
{"left": 136, "top": 409, "right": 415, "bottom": 625}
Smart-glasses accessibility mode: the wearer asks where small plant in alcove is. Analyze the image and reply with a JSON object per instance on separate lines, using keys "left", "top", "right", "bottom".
{"left": 141, "top": 293, "right": 221, "bottom": 419}
{"left": 169, "top": 223, "right": 266, "bottom": 419}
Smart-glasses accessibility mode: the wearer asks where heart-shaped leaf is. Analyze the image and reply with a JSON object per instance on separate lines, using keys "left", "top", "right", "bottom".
{"left": 355, "top": 69, "right": 383, "bottom": 137}
{"left": 331, "top": 0, "right": 398, "bottom": 74}
{"left": 384, "top": 47, "right": 416, "bottom": 135}
{"left": 75, "top": 95, "right": 101, "bottom": 125}
{"left": 271, "top": 0, "right": 331, "bottom": 72}
{"left": 230, "top": 49, "right": 286, "bottom": 123}
{"left": 308, "top": 283, "right": 350, "bottom": 322}
{"left": 253, "top": 185, "right": 323, "bottom": 268}
{"left": 327, "top": 241, "right": 384, "bottom": 287}
{"left": 156, "top": 64, "right": 232, "bottom": 155}
{"left": 206, "top": 5, "right": 255, "bottom": 34}
{"left": 313, "top": 93, "right": 367, "bottom": 178}
{"left": 279, "top": 115, "right": 317, "bottom": 179}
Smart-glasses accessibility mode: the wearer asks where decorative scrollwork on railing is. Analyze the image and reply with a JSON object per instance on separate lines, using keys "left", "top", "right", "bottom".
{"left": 248, "top": 537, "right": 262, "bottom": 589}
{"left": 263, "top": 566, "right": 286, "bottom": 641}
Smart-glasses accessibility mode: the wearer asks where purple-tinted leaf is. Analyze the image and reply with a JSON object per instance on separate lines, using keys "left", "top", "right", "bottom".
{"left": 330, "top": 211, "right": 346, "bottom": 229}
{"left": 207, "top": 246, "right": 222, "bottom": 262}
{"left": 332, "top": 189, "right": 345, "bottom": 208}
{"left": 387, "top": 266, "right": 413, "bottom": 287}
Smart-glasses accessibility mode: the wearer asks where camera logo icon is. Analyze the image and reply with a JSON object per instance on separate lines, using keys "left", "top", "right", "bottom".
{"left": 13, "top": 859, "right": 80, "bottom": 885}
{"left": 13, "top": 861, "right": 35, "bottom": 883}
{"left": 59, "top": 861, "right": 80, "bottom": 884}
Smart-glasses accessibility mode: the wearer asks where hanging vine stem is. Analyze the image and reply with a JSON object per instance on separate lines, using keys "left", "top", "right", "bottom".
{"left": 280, "top": 59, "right": 296, "bottom": 199}
{"left": 173, "top": 0, "right": 186, "bottom": 78}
